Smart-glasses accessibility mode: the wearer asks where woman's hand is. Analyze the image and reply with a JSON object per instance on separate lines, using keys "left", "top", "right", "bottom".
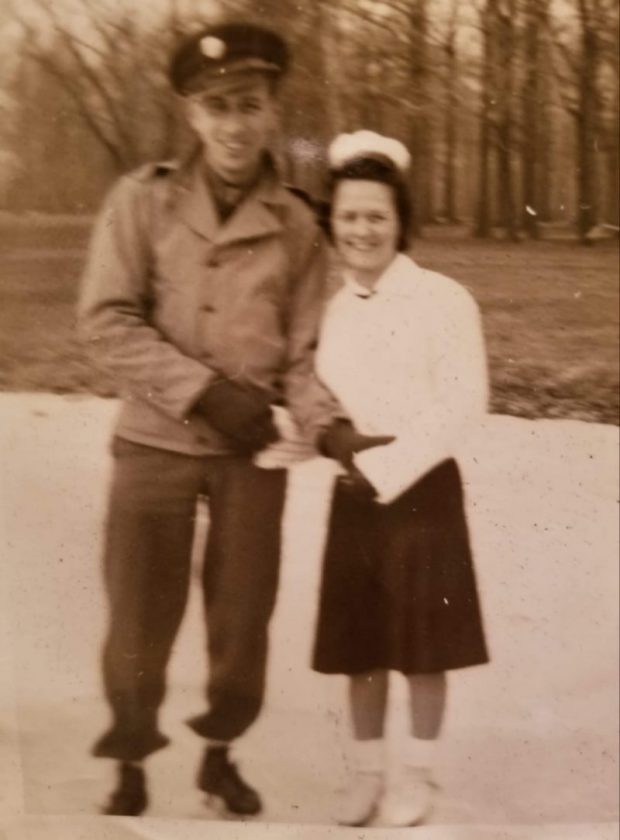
{"left": 318, "top": 419, "right": 395, "bottom": 469}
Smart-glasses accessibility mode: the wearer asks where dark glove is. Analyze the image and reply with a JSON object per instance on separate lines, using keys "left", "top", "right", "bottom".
{"left": 196, "top": 379, "right": 279, "bottom": 453}
{"left": 318, "top": 419, "right": 395, "bottom": 469}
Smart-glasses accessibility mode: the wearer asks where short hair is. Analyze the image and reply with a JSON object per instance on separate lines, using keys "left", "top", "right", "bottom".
{"left": 325, "top": 155, "right": 412, "bottom": 251}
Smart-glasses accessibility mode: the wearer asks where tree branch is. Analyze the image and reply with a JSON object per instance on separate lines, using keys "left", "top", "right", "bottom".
{"left": 22, "top": 45, "right": 127, "bottom": 170}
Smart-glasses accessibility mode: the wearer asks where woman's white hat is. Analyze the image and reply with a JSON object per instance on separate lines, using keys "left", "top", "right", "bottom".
{"left": 328, "top": 130, "right": 411, "bottom": 173}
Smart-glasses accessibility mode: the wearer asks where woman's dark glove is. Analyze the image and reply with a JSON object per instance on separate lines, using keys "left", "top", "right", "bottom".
{"left": 318, "top": 419, "right": 395, "bottom": 469}
{"left": 196, "top": 379, "right": 279, "bottom": 453}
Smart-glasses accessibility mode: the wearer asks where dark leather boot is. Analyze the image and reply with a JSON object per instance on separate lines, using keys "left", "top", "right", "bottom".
{"left": 198, "top": 746, "right": 262, "bottom": 816}
{"left": 102, "top": 761, "right": 148, "bottom": 816}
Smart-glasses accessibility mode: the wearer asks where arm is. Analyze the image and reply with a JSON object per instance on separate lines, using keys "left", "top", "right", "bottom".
{"left": 78, "top": 174, "right": 216, "bottom": 420}
{"left": 415, "top": 285, "right": 489, "bottom": 447}
{"left": 282, "top": 227, "right": 347, "bottom": 442}
{"left": 355, "top": 286, "right": 489, "bottom": 502}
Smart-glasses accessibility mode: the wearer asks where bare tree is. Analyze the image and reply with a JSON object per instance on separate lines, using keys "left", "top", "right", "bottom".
{"left": 475, "top": 0, "right": 498, "bottom": 237}
{"left": 3, "top": 0, "right": 616, "bottom": 234}
{"left": 10, "top": 0, "right": 196, "bottom": 173}
{"left": 408, "top": 0, "right": 433, "bottom": 232}
{"left": 494, "top": 0, "right": 519, "bottom": 240}
{"left": 597, "top": 0, "right": 619, "bottom": 228}
{"left": 575, "top": 0, "right": 602, "bottom": 240}
{"left": 520, "top": 0, "right": 552, "bottom": 238}
{"left": 552, "top": 0, "right": 618, "bottom": 240}
{"left": 439, "top": 0, "right": 461, "bottom": 223}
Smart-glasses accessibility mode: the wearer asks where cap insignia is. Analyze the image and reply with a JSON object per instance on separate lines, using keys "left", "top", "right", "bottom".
{"left": 200, "top": 36, "right": 226, "bottom": 60}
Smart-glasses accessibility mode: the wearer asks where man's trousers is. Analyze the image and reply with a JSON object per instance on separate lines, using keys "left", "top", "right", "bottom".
{"left": 92, "top": 437, "right": 287, "bottom": 762}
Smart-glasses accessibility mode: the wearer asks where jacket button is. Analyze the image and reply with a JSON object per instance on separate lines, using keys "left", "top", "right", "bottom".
{"left": 202, "top": 304, "right": 215, "bottom": 313}
{"left": 206, "top": 258, "right": 220, "bottom": 268}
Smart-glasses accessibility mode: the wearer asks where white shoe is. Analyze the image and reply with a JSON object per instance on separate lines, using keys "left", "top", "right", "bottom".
{"left": 380, "top": 768, "right": 436, "bottom": 827}
{"left": 336, "top": 770, "right": 383, "bottom": 826}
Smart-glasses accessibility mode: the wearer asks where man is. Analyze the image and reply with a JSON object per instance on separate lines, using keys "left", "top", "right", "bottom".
{"left": 79, "top": 22, "right": 339, "bottom": 818}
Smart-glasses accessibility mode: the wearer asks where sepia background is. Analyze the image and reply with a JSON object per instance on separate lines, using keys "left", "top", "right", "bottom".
{"left": 0, "top": 0, "right": 618, "bottom": 837}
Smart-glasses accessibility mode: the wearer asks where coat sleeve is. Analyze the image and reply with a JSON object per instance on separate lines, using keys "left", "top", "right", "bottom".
{"left": 355, "top": 282, "right": 489, "bottom": 503}
{"left": 282, "top": 225, "right": 346, "bottom": 442}
{"left": 78, "top": 174, "right": 216, "bottom": 420}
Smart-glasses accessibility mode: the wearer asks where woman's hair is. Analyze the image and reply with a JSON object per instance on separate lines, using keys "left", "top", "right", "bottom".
{"left": 324, "top": 155, "right": 413, "bottom": 252}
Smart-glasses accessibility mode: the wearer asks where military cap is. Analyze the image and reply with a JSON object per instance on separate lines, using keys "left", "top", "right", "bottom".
{"left": 169, "top": 23, "right": 289, "bottom": 96}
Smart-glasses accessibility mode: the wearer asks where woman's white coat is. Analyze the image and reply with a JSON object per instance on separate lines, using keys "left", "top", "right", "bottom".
{"left": 316, "top": 253, "right": 489, "bottom": 503}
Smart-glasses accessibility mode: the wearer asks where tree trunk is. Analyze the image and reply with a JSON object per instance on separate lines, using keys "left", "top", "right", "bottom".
{"left": 576, "top": 0, "right": 600, "bottom": 241}
{"left": 475, "top": 0, "right": 497, "bottom": 237}
{"left": 521, "top": 0, "right": 541, "bottom": 238}
{"left": 441, "top": 2, "right": 459, "bottom": 223}
{"left": 602, "top": 0, "right": 619, "bottom": 227}
{"left": 536, "top": 25, "right": 554, "bottom": 223}
{"left": 314, "top": 2, "right": 344, "bottom": 139}
{"left": 408, "top": 0, "right": 431, "bottom": 234}
{"left": 495, "top": 1, "right": 519, "bottom": 241}
{"left": 607, "top": 69, "right": 620, "bottom": 226}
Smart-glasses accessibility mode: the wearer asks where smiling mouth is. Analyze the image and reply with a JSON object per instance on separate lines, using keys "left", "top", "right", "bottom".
{"left": 221, "top": 143, "right": 249, "bottom": 155}
{"left": 346, "top": 243, "right": 379, "bottom": 252}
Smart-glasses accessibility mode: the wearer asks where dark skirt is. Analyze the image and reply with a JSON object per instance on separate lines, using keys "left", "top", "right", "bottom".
{"left": 312, "top": 459, "right": 489, "bottom": 675}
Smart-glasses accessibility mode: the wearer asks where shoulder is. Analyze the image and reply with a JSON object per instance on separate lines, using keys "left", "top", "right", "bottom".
{"left": 111, "top": 161, "right": 179, "bottom": 198}
{"left": 278, "top": 184, "right": 323, "bottom": 235}
{"left": 273, "top": 186, "right": 328, "bottom": 271}
{"left": 100, "top": 161, "right": 179, "bottom": 219}
{"left": 92, "top": 162, "right": 180, "bottom": 236}
{"left": 400, "top": 255, "right": 479, "bottom": 314}
{"left": 99, "top": 161, "right": 176, "bottom": 196}
{"left": 321, "top": 278, "right": 352, "bottom": 322}
{"left": 282, "top": 184, "right": 316, "bottom": 211}
{"left": 129, "top": 160, "right": 179, "bottom": 183}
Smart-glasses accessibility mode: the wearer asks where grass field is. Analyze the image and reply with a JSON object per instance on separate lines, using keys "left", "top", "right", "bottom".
{"left": 0, "top": 214, "right": 618, "bottom": 424}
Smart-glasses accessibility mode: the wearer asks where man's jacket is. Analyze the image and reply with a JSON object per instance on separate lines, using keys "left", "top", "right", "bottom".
{"left": 79, "top": 156, "right": 337, "bottom": 455}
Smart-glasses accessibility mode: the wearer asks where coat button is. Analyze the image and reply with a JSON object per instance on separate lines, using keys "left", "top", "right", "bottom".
{"left": 202, "top": 303, "right": 215, "bottom": 313}
{"left": 206, "top": 257, "right": 220, "bottom": 268}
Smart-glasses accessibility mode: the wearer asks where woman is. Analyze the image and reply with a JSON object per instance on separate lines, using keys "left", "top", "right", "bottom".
{"left": 313, "top": 131, "right": 489, "bottom": 827}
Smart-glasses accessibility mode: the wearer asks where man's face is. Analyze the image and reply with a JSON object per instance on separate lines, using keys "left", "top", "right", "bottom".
{"left": 184, "top": 73, "right": 278, "bottom": 185}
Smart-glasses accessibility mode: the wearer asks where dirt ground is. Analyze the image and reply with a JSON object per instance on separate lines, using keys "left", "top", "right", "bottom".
{"left": 0, "top": 394, "right": 618, "bottom": 839}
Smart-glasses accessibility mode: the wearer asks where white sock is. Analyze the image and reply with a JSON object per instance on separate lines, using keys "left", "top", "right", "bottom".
{"left": 401, "top": 737, "right": 439, "bottom": 776}
{"left": 350, "top": 738, "right": 384, "bottom": 775}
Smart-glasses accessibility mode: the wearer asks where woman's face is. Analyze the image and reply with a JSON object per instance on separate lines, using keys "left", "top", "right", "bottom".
{"left": 331, "top": 179, "right": 400, "bottom": 283}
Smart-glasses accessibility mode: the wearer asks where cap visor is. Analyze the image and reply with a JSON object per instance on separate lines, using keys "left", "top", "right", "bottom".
{"left": 183, "top": 60, "right": 282, "bottom": 96}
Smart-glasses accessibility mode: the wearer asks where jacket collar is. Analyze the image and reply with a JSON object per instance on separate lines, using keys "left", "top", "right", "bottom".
{"left": 173, "top": 152, "right": 286, "bottom": 245}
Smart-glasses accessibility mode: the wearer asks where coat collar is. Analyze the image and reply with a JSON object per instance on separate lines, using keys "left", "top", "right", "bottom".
{"left": 343, "top": 253, "right": 420, "bottom": 300}
{"left": 173, "top": 152, "right": 286, "bottom": 245}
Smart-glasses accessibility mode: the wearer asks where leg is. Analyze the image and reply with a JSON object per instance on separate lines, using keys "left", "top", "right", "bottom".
{"left": 189, "top": 458, "right": 287, "bottom": 742}
{"left": 407, "top": 671, "right": 447, "bottom": 740}
{"left": 349, "top": 670, "right": 389, "bottom": 740}
{"left": 381, "top": 671, "right": 447, "bottom": 827}
{"left": 336, "top": 670, "right": 388, "bottom": 826}
{"left": 93, "top": 439, "right": 203, "bottom": 762}
{"left": 189, "top": 459, "right": 286, "bottom": 816}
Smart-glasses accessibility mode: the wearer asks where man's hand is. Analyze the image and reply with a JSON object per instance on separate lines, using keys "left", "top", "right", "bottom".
{"left": 318, "top": 419, "right": 395, "bottom": 469}
{"left": 196, "top": 379, "right": 279, "bottom": 453}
